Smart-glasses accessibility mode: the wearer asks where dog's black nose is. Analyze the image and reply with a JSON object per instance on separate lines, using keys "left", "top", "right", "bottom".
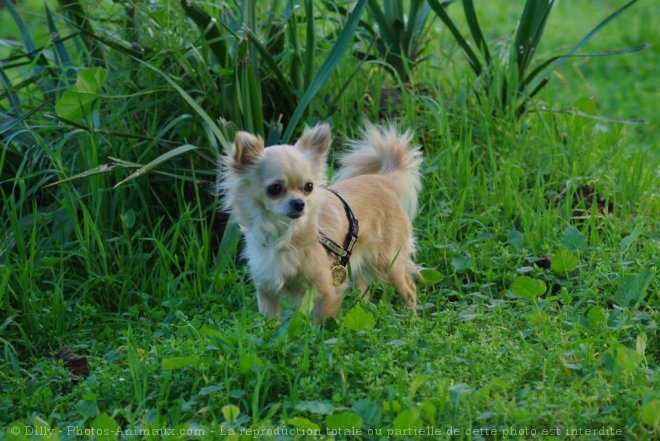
{"left": 289, "top": 199, "right": 305, "bottom": 216}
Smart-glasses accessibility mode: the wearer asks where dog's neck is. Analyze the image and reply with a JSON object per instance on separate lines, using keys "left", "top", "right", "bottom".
{"left": 244, "top": 212, "right": 318, "bottom": 250}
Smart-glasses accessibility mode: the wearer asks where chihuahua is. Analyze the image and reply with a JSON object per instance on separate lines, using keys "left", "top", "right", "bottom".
{"left": 219, "top": 123, "right": 422, "bottom": 322}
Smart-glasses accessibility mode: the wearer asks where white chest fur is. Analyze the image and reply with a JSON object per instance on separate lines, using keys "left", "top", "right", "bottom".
{"left": 243, "top": 230, "right": 306, "bottom": 293}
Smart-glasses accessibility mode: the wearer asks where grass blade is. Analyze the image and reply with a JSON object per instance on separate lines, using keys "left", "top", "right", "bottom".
{"left": 408, "top": 0, "right": 432, "bottom": 57}
{"left": 45, "top": 5, "right": 75, "bottom": 85}
{"left": 0, "top": 67, "right": 22, "bottom": 114}
{"left": 46, "top": 163, "right": 120, "bottom": 188}
{"left": 0, "top": 104, "right": 46, "bottom": 136}
{"left": 283, "top": 0, "right": 368, "bottom": 142}
{"left": 522, "top": 44, "right": 652, "bottom": 92}
{"left": 513, "top": 0, "right": 554, "bottom": 80}
{"left": 427, "top": 0, "right": 483, "bottom": 76}
{"left": 304, "top": 0, "right": 315, "bottom": 90}
{"left": 57, "top": 0, "right": 105, "bottom": 64}
{"left": 114, "top": 144, "right": 199, "bottom": 188}
{"left": 286, "top": 0, "right": 303, "bottom": 93}
{"left": 523, "top": 0, "right": 640, "bottom": 95}
{"left": 215, "top": 219, "right": 241, "bottom": 271}
{"left": 180, "top": 0, "right": 228, "bottom": 68}
{"left": 134, "top": 57, "right": 230, "bottom": 152}
{"left": 367, "top": 0, "right": 396, "bottom": 47}
{"left": 242, "top": 27, "right": 296, "bottom": 110}
{"left": 76, "top": 26, "right": 149, "bottom": 59}
{"left": 5, "top": 0, "right": 37, "bottom": 52}
{"left": 462, "top": 0, "right": 491, "bottom": 64}
{"left": 235, "top": 38, "right": 264, "bottom": 135}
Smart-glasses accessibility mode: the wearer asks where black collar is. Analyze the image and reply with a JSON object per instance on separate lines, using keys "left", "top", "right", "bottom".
{"left": 319, "top": 188, "right": 359, "bottom": 267}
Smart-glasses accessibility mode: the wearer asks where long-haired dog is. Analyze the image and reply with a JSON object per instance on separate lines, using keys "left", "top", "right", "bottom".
{"left": 219, "top": 123, "right": 422, "bottom": 322}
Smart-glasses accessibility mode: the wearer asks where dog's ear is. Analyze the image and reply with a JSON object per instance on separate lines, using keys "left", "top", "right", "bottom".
{"left": 232, "top": 132, "right": 264, "bottom": 168}
{"left": 296, "top": 124, "right": 331, "bottom": 158}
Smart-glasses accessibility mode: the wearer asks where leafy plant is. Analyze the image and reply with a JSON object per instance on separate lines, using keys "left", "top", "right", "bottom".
{"left": 351, "top": 0, "right": 435, "bottom": 82}
{"left": 427, "top": 0, "right": 647, "bottom": 115}
{"left": 180, "top": 0, "right": 368, "bottom": 142}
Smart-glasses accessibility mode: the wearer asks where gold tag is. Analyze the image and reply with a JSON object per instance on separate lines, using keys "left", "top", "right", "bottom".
{"left": 331, "top": 263, "right": 347, "bottom": 286}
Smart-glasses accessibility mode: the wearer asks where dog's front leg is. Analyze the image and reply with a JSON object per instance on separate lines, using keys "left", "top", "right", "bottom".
{"left": 312, "top": 283, "right": 345, "bottom": 323}
{"left": 255, "top": 285, "right": 281, "bottom": 317}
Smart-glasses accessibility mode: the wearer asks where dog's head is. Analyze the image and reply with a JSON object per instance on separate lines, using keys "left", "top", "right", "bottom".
{"left": 222, "top": 124, "right": 331, "bottom": 229}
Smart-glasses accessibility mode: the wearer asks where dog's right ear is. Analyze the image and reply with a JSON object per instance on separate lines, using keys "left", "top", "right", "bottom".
{"left": 231, "top": 132, "right": 264, "bottom": 169}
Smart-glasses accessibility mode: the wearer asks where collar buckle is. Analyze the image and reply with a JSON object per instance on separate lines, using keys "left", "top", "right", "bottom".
{"left": 319, "top": 189, "right": 359, "bottom": 284}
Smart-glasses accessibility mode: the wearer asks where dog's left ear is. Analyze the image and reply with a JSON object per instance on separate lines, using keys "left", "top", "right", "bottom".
{"left": 296, "top": 124, "right": 331, "bottom": 158}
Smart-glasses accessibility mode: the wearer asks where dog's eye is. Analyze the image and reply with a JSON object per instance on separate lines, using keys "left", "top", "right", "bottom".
{"left": 266, "top": 183, "right": 283, "bottom": 197}
{"left": 303, "top": 182, "right": 314, "bottom": 194}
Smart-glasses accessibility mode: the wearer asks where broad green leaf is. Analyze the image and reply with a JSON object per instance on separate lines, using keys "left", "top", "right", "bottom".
{"left": 511, "top": 276, "right": 546, "bottom": 300}
{"left": 238, "top": 352, "right": 264, "bottom": 373}
{"left": 408, "top": 373, "right": 429, "bottom": 400}
{"left": 586, "top": 306, "right": 608, "bottom": 330}
{"left": 420, "top": 398, "right": 437, "bottom": 424}
{"left": 601, "top": 343, "right": 642, "bottom": 375}
{"left": 351, "top": 399, "right": 382, "bottom": 427}
{"left": 574, "top": 96, "right": 597, "bottom": 114}
{"left": 636, "top": 333, "right": 647, "bottom": 358}
{"left": 392, "top": 408, "right": 422, "bottom": 431}
{"left": 551, "top": 249, "right": 578, "bottom": 273}
{"left": 451, "top": 253, "right": 471, "bottom": 272}
{"left": 198, "top": 385, "right": 221, "bottom": 396}
{"left": 287, "top": 417, "right": 319, "bottom": 431}
{"left": 76, "top": 397, "right": 98, "bottom": 418}
{"left": 618, "top": 224, "right": 643, "bottom": 251}
{"left": 222, "top": 404, "right": 240, "bottom": 424}
{"left": 561, "top": 226, "right": 587, "bottom": 252}
{"left": 507, "top": 230, "right": 524, "bottom": 249}
{"left": 417, "top": 268, "right": 442, "bottom": 285}
{"left": 640, "top": 399, "right": 660, "bottom": 427}
{"left": 31, "top": 416, "right": 60, "bottom": 441}
{"left": 6, "top": 421, "right": 30, "bottom": 441}
{"left": 343, "top": 304, "right": 375, "bottom": 331}
{"left": 326, "top": 412, "right": 362, "bottom": 430}
{"left": 449, "top": 383, "right": 473, "bottom": 404}
{"left": 55, "top": 67, "right": 108, "bottom": 120}
{"left": 286, "top": 312, "right": 308, "bottom": 338}
{"left": 295, "top": 400, "right": 334, "bottom": 415}
{"left": 91, "top": 413, "right": 119, "bottom": 441}
{"left": 161, "top": 355, "right": 199, "bottom": 370}
{"left": 613, "top": 273, "right": 653, "bottom": 308}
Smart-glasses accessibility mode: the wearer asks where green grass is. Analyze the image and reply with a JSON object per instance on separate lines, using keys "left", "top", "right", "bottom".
{"left": 1, "top": 0, "right": 658, "bottom": 440}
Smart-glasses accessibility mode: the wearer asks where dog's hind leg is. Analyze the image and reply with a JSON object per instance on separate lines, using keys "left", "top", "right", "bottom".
{"left": 388, "top": 258, "right": 417, "bottom": 310}
{"left": 353, "top": 274, "right": 370, "bottom": 304}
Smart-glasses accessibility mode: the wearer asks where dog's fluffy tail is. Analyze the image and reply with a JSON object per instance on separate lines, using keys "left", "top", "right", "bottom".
{"left": 334, "top": 123, "right": 422, "bottom": 220}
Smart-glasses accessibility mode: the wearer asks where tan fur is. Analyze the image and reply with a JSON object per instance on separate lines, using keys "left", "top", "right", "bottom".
{"left": 220, "top": 124, "right": 421, "bottom": 322}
